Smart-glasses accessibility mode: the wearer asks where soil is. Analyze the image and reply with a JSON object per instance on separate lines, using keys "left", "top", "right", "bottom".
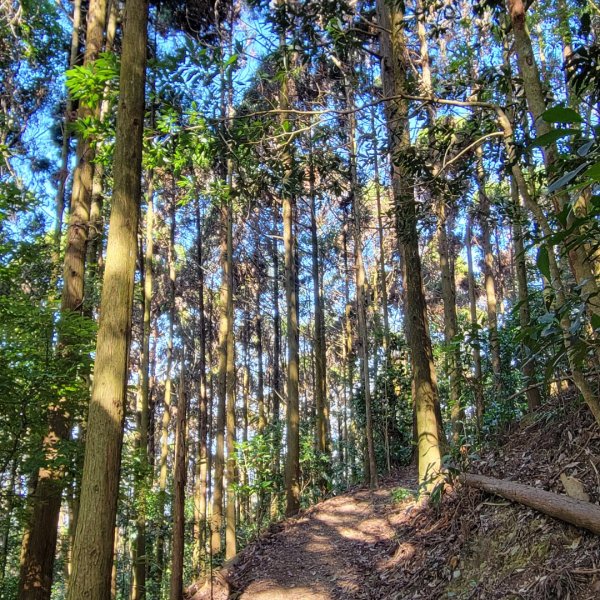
{"left": 228, "top": 470, "right": 418, "bottom": 599}
{"left": 187, "top": 394, "right": 600, "bottom": 599}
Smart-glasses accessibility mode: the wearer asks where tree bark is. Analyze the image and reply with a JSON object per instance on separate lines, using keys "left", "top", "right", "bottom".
{"left": 437, "top": 201, "right": 464, "bottom": 441}
{"left": 66, "top": 1, "right": 148, "bottom": 597}
{"left": 131, "top": 175, "right": 154, "bottom": 600}
{"left": 18, "top": 3, "right": 109, "bottom": 598}
{"left": 211, "top": 199, "right": 232, "bottom": 556}
{"left": 308, "top": 132, "right": 330, "bottom": 463}
{"left": 510, "top": 177, "right": 542, "bottom": 411}
{"left": 499, "top": 41, "right": 543, "bottom": 413}
{"left": 240, "top": 323, "right": 250, "bottom": 522}
{"left": 192, "top": 200, "right": 208, "bottom": 574}
{"left": 414, "top": 0, "right": 463, "bottom": 442}
{"left": 476, "top": 146, "right": 502, "bottom": 391}
{"left": 225, "top": 206, "right": 237, "bottom": 558}
{"left": 52, "top": 0, "right": 82, "bottom": 280}
{"left": 169, "top": 357, "right": 187, "bottom": 600}
{"left": 278, "top": 29, "right": 301, "bottom": 517}
{"left": 377, "top": 0, "right": 444, "bottom": 490}
{"left": 270, "top": 219, "right": 282, "bottom": 518}
{"left": 343, "top": 218, "right": 356, "bottom": 482}
{"left": 156, "top": 198, "right": 176, "bottom": 591}
{"left": 61, "top": 0, "right": 108, "bottom": 312}
{"left": 345, "top": 81, "right": 377, "bottom": 488}
{"left": 475, "top": 147, "right": 502, "bottom": 391}
{"left": 84, "top": 0, "right": 119, "bottom": 312}
{"left": 283, "top": 183, "right": 300, "bottom": 515}
{"left": 110, "top": 526, "right": 119, "bottom": 600}
{"left": 465, "top": 214, "right": 485, "bottom": 430}
{"left": 507, "top": 0, "right": 600, "bottom": 319}
{"left": 256, "top": 283, "right": 266, "bottom": 435}
{"left": 370, "top": 106, "right": 396, "bottom": 470}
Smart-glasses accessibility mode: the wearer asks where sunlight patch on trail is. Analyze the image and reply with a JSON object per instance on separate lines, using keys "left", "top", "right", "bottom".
{"left": 231, "top": 471, "right": 419, "bottom": 599}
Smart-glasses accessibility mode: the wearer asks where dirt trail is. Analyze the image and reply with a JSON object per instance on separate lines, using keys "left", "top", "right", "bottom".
{"left": 226, "top": 470, "right": 417, "bottom": 599}
{"left": 188, "top": 401, "right": 600, "bottom": 600}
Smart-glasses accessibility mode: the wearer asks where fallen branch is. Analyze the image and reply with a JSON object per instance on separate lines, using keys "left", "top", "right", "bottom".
{"left": 460, "top": 473, "right": 600, "bottom": 536}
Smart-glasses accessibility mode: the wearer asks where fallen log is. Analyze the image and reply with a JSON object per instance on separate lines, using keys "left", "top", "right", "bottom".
{"left": 460, "top": 473, "right": 600, "bottom": 536}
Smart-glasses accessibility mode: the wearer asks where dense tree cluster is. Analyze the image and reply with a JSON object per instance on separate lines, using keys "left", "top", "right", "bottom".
{"left": 1, "top": 0, "right": 599, "bottom": 597}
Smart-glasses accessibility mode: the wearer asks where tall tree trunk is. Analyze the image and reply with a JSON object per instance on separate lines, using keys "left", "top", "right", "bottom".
{"left": 344, "top": 81, "right": 377, "bottom": 488}
{"left": 252, "top": 267, "right": 267, "bottom": 520}
{"left": 85, "top": 0, "right": 119, "bottom": 310}
{"left": 414, "top": 0, "right": 463, "bottom": 442}
{"left": 370, "top": 101, "right": 391, "bottom": 376}
{"left": 131, "top": 176, "right": 154, "bottom": 600}
{"left": 270, "top": 220, "right": 282, "bottom": 518}
{"left": 495, "top": 108, "right": 600, "bottom": 424}
{"left": 148, "top": 328, "right": 158, "bottom": 469}
{"left": 507, "top": 0, "right": 600, "bottom": 319}
{"left": 206, "top": 296, "right": 215, "bottom": 535}
{"left": 61, "top": 0, "right": 107, "bottom": 314}
{"left": 342, "top": 219, "right": 356, "bottom": 482}
{"left": 283, "top": 185, "right": 300, "bottom": 515}
{"left": 256, "top": 284, "right": 266, "bottom": 435}
{"left": 225, "top": 199, "right": 237, "bottom": 558}
{"left": 437, "top": 201, "right": 463, "bottom": 441}
{"left": 240, "top": 323, "right": 250, "bottom": 522}
{"left": 66, "top": 1, "right": 148, "bottom": 597}
{"left": 369, "top": 103, "right": 395, "bottom": 465}
{"left": 277, "top": 31, "right": 301, "bottom": 517}
{"left": 18, "top": 3, "right": 109, "bottom": 598}
{"left": 475, "top": 147, "right": 502, "bottom": 391}
{"left": 309, "top": 133, "right": 330, "bottom": 464}
{"left": 52, "top": 0, "right": 82, "bottom": 278}
{"left": 169, "top": 357, "right": 187, "bottom": 600}
{"left": 510, "top": 177, "right": 542, "bottom": 411}
{"left": 192, "top": 200, "right": 208, "bottom": 574}
{"left": 500, "top": 33, "right": 541, "bottom": 412}
{"left": 156, "top": 199, "right": 176, "bottom": 592}
{"left": 377, "top": 0, "right": 444, "bottom": 490}
{"left": 210, "top": 198, "right": 232, "bottom": 556}
{"left": 465, "top": 214, "right": 485, "bottom": 431}
{"left": 110, "top": 526, "right": 119, "bottom": 600}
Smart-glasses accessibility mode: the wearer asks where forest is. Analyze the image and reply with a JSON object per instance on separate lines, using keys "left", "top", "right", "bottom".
{"left": 1, "top": 0, "right": 600, "bottom": 598}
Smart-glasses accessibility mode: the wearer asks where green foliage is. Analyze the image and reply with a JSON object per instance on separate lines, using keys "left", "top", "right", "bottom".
{"left": 541, "top": 106, "right": 583, "bottom": 125}
{"left": 0, "top": 575, "right": 18, "bottom": 600}
{"left": 391, "top": 486, "right": 416, "bottom": 503}
{"left": 352, "top": 342, "right": 415, "bottom": 473}
{"left": 235, "top": 430, "right": 279, "bottom": 499}
{"left": 4, "top": 0, "right": 600, "bottom": 594}
{"left": 299, "top": 426, "right": 332, "bottom": 503}
{"left": 0, "top": 0, "right": 65, "bottom": 156}
{"left": 145, "top": 107, "right": 213, "bottom": 185}
{"left": 66, "top": 52, "right": 120, "bottom": 110}
{"left": 567, "top": 43, "right": 600, "bottom": 102}
{"left": 532, "top": 105, "right": 600, "bottom": 195}
{"left": 0, "top": 179, "right": 94, "bottom": 591}
{"left": 530, "top": 128, "right": 580, "bottom": 149}
{"left": 536, "top": 246, "right": 550, "bottom": 281}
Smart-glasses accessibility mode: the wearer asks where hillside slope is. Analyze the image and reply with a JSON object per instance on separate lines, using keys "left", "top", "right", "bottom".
{"left": 188, "top": 395, "right": 600, "bottom": 599}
